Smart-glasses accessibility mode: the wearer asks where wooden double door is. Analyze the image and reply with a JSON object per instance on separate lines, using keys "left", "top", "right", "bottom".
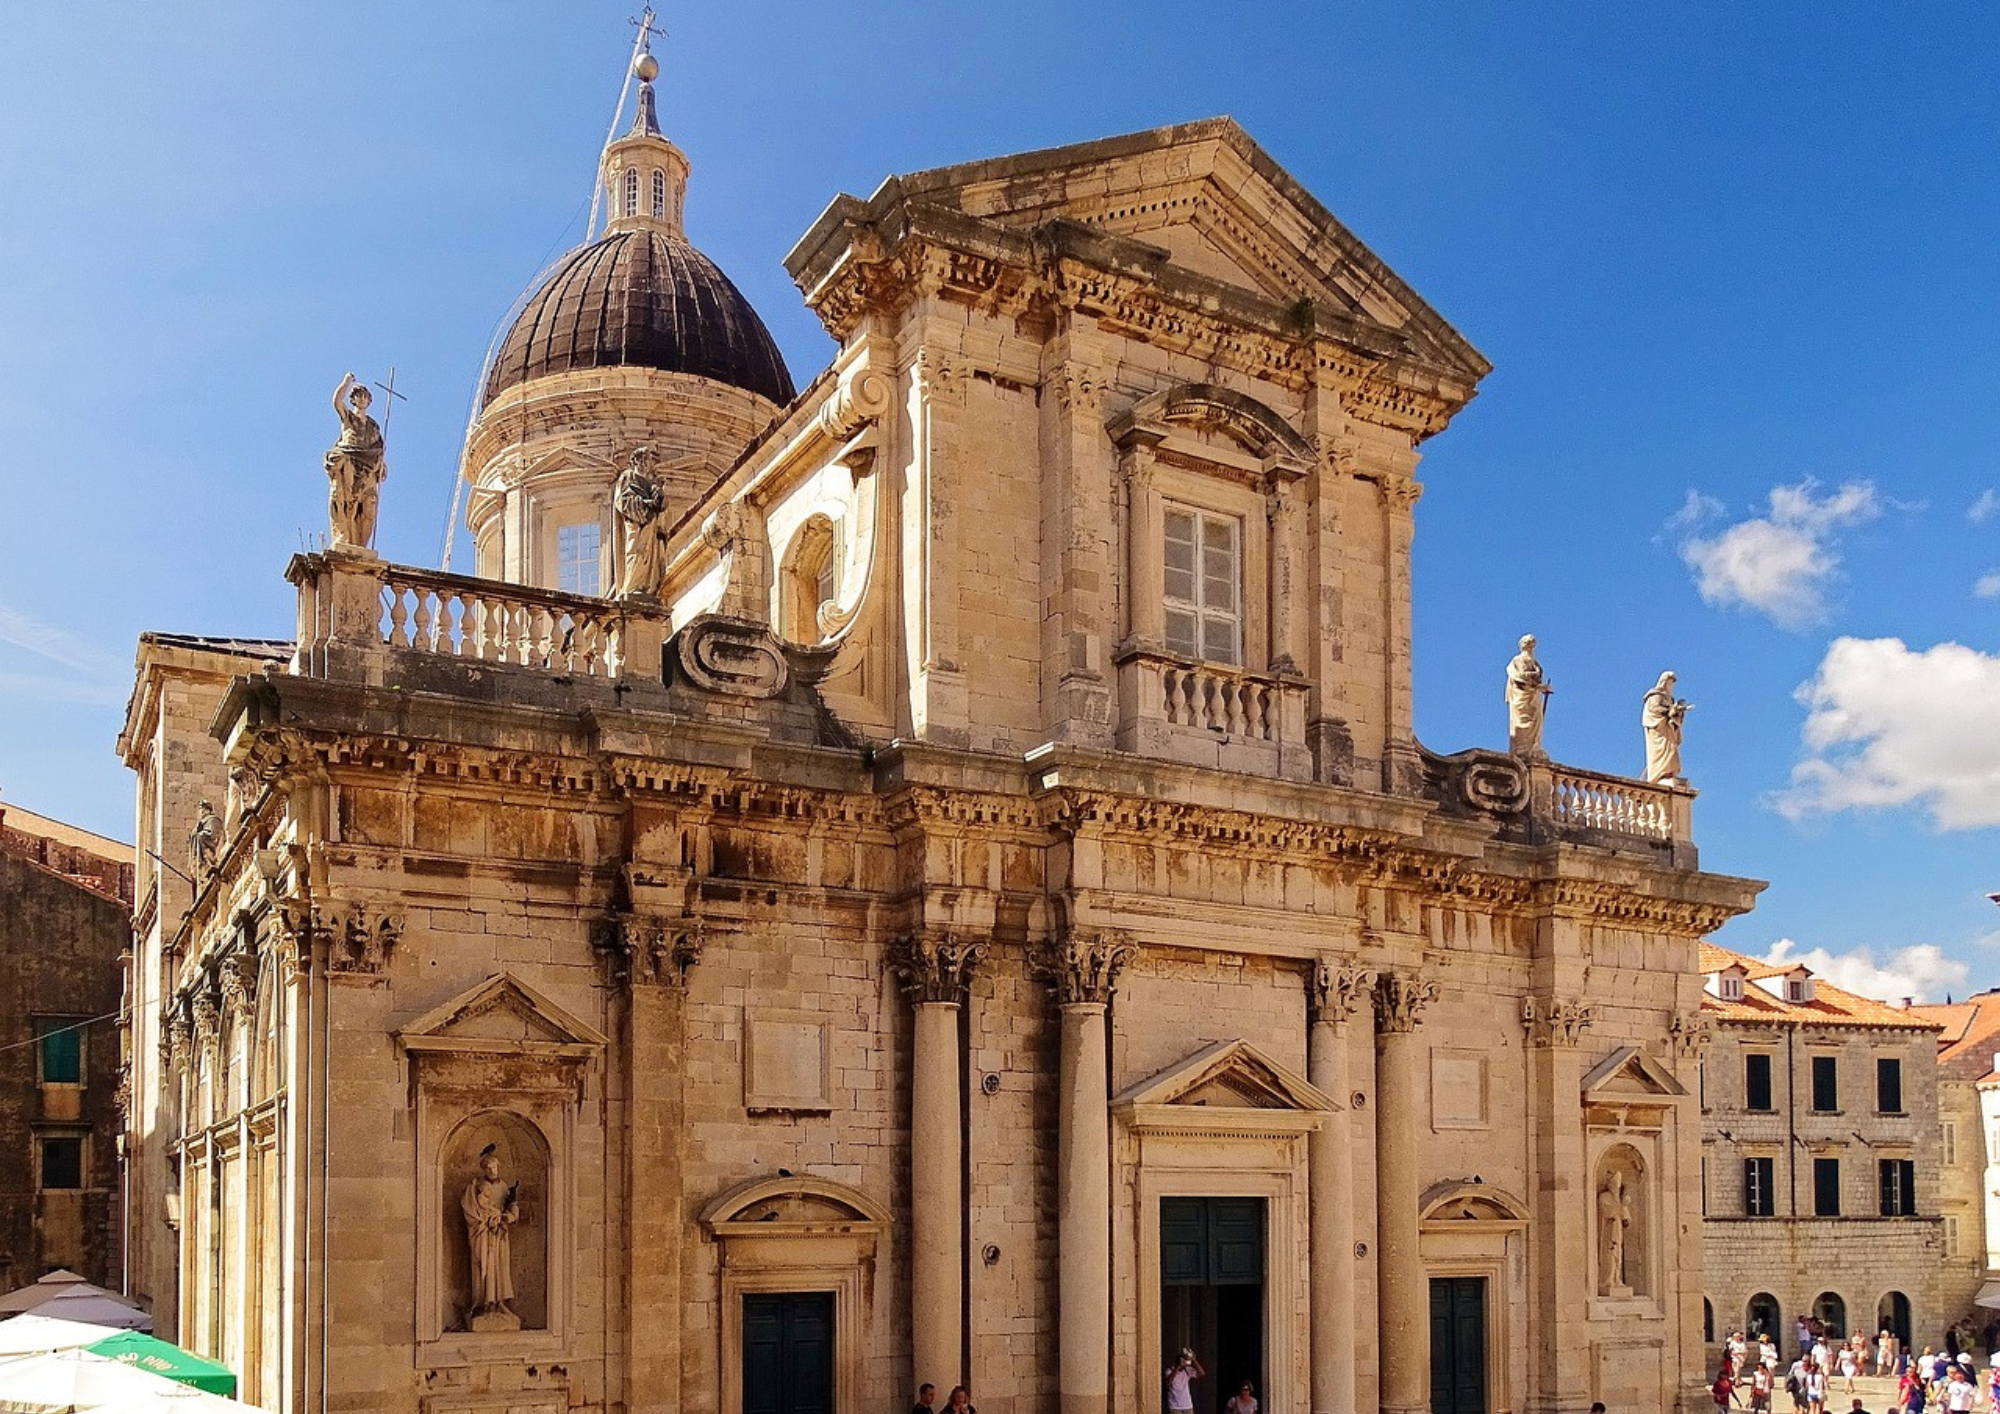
{"left": 1429, "top": 1277, "right": 1489, "bottom": 1414}
{"left": 743, "top": 1291, "right": 833, "bottom": 1414}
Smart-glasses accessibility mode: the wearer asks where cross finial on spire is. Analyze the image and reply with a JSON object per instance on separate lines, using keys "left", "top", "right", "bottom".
{"left": 630, "top": 9, "right": 662, "bottom": 57}
{"left": 627, "top": 8, "right": 664, "bottom": 136}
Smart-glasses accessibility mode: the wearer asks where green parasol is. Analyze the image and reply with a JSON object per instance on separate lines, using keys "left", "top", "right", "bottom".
{"left": 80, "top": 1331, "right": 237, "bottom": 1396}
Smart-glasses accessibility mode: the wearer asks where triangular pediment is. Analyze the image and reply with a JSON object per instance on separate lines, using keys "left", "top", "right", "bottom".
{"left": 399, "top": 972, "right": 608, "bottom": 1054}
{"left": 1581, "top": 1045, "right": 1687, "bottom": 1101}
{"left": 890, "top": 118, "right": 1490, "bottom": 381}
{"left": 1112, "top": 1038, "right": 1339, "bottom": 1113}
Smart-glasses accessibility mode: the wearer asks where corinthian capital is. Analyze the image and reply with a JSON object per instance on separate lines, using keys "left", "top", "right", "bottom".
{"left": 1308, "top": 957, "right": 1375, "bottom": 1028}
{"left": 1373, "top": 969, "right": 1439, "bottom": 1035}
{"left": 1521, "top": 995, "right": 1595, "bottom": 1049}
{"left": 1033, "top": 928, "right": 1136, "bottom": 1007}
{"left": 888, "top": 931, "right": 983, "bottom": 1005}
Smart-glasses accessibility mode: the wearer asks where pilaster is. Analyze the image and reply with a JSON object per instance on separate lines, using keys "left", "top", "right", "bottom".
{"left": 905, "top": 330, "right": 972, "bottom": 745}
{"left": 1523, "top": 960, "right": 1592, "bottom": 1414}
{"left": 1041, "top": 324, "right": 1115, "bottom": 745}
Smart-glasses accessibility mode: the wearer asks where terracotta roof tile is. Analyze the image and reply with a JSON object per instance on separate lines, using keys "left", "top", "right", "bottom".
{"left": 1698, "top": 941, "right": 1942, "bottom": 1032}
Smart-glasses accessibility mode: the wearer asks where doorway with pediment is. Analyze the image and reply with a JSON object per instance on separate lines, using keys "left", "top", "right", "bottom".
{"left": 1112, "top": 1039, "right": 1338, "bottom": 1414}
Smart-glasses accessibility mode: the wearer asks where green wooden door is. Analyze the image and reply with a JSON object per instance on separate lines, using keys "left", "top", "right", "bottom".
{"left": 743, "top": 1292, "right": 834, "bottom": 1414}
{"left": 1428, "top": 1277, "right": 1487, "bottom": 1414}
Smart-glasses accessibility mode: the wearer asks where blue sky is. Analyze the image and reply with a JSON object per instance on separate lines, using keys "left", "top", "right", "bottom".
{"left": 1, "top": 4, "right": 1994, "bottom": 999}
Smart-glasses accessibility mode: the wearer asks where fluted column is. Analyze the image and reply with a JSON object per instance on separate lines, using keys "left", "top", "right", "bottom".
{"left": 1309, "top": 959, "right": 1373, "bottom": 1414}
{"left": 1038, "top": 928, "right": 1135, "bottom": 1414}
{"left": 1375, "top": 968, "right": 1439, "bottom": 1414}
{"left": 891, "top": 933, "right": 983, "bottom": 1393}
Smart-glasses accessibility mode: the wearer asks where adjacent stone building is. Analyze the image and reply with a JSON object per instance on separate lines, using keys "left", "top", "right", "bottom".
{"left": 0, "top": 799, "right": 133, "bottom": 1294}
{"left": 1698, "top": 943, "right": 1943, "bottom": 1357}
{"left": 1910, "top": 989, "right": 2000, "bottom": 1349}
{"left": 120, "top": 47, "right": 1762, "bottom": 1414}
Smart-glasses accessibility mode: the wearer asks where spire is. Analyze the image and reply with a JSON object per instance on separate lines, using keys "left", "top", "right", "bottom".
{"left": 599, "top": 39, "right": 689, "bottom": 239}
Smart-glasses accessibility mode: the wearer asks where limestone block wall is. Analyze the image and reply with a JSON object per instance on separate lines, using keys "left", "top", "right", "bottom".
{"left": 1934, "top": 1077, "right": 1988, "bottom": 1333}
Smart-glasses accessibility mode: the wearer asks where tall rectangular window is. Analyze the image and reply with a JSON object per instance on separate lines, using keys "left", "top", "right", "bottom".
{"left": 1813, "top": 1157, "right": 1841, "bottom": 1216}
{"left": 557, "top": 522, "right": 602, "bottom": 596}
{"left": 1879, "top": 1158, "right": 1917, "bottom": 1216}
{"left": 1810, "top": 1055, "right": 1839, "bottom": 1112}
{"left": 1943, "top": 1121, "right": 1958, "bottom": 1167}
{"left": 37, "top": 1020, "right": 82, "bottom": 1085}
{"left": 1946, "top": 1215, "right": 1961, "bottom": 1256}
{"left": 38, "top": 1136, "right": 82, "bottom": 1191}
{"left": 1162, "top": 506, "right": 1241, "bottom": 665}
{"left": 1744, "top": 1157, "right": 1776, "bottom": 1217}
{"left": 1877, "top": 1057, "right": 1904, "bottom": 1114}
{"left": 1744, "top": 1053, "right": 1774, "bottom": 1112}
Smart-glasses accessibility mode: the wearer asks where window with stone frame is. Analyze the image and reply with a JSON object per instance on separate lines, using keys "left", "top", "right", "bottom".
{"left": 38, "top": 1134, "right": 83, "bottom": 1191}
{"left": 623, "top": 168, "right": 640, "bottom": 218}
{"left": 1946, "top": 1214, "right": 1961, "bottom": 1256}
{"left": 1877, "top": 1158, "right": 1917, "bottom": 1217}
{"left": 1162, "top": 504, "right": 1241, "bottom": 665}
{"left": 1812, "top": 1157, "right": 1841, "bottom": 1216}
{"left": 36, "top": 1018, "right": 83, "bottom": 1085}
{"left": 1743, "top": 1156, "right": 1776, "bottom": 1217}
{"left": 651, "top": 168, "right": 667, "bottom": 219}
{"left": 1744, "top": 1052, "right": 1774, "bottom": 1112}
{"left": 1876, "top": 1056, "right": 1904, "bottom": 1114}
{"left": 1943, "top": 1120, "right": 1957, "bottom": 1167}
{"left": 1810, "top": 1054, "right": 1839, "bottom": 1112}
{"left": 556, "top": 521, "right": 602, "bottom": 596}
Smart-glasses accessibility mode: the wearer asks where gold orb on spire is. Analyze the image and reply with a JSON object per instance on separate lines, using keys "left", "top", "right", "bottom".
{"left": 634, "top": 53, "right": 659, "bottom": 83}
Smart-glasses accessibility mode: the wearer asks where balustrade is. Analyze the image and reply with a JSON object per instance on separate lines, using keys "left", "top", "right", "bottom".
{"left": 1547, "top": 765, "right": 1675, "bottom": 841}
{"left": 1116, "top": 649, "right": 1310, "bottom": 780}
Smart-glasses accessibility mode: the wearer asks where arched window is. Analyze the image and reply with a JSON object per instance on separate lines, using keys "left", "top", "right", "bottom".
{"left": 1747, "top": 1291, "right": 1781, "bottom": 1342}
{"left": 651, "top": 169, "right": 666, "bottom": 219}
{"left": 623, "top": 168, "right": 639, "bottom": 218}
{"left": 779, "top": 515, "right": 839, "bottom": 644}
{"left": 1814, "top": 1290, "right": 1847, "bottom": 1340}
{"left": 1877, "top": 1291, "right": 1912, "bottom": 1346}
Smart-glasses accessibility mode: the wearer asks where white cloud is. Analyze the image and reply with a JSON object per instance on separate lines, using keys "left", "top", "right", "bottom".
{"left": 1970, "top": 489, "right": 2000, "bottom": 525}
{"left": 0, "top": 603, "right": 122, "bottom": 677}
{"left": 1758, "top": 938, "right": 1968, "bottom": 1006}
{"left": 1778, "top": 636, "right": 2000, "bottom": 829}
{"left": 1674, "top": 480, "right": 1880, "bottom": 629}
{"left": 0, "top": 603, "right": 125, "bottom": 706}
{"left": 1975, "top": 572, "right": 2000, "bottom": 600}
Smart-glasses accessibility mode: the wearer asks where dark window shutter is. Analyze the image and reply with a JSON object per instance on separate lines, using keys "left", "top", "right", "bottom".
{"left": 1208, "top": 1197, "right": 1265, "bottom": 1286}
{"left": 1877, "top": 1058, "right": 1903, "bottom": 1113}
{"left": 1161, "top": 1197, "right": 1207, "bottom": 1285}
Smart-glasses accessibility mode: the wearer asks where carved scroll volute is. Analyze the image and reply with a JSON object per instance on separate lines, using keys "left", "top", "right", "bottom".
{"left": 1521, "top": 996, "right": 1596, "bottom": 1049}
{"left": 888, "top": 931, "right": 983, "bottom": 1005}
{"left": 1032, "top": 928, "right": 1137, "bottom": 1007}
{"left": 1308, "top": 958, "right": 1376, "bottom": 1030}
{"left": 1373, "top": 969, "right": 1439, "bottom": 1035}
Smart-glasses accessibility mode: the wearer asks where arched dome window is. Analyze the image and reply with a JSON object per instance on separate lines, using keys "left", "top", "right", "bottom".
{"left": 623, "top": 168, "right": 639, "bottom": 218}
{"left": 651, "top": 169, "right": 667, "bottom": 219}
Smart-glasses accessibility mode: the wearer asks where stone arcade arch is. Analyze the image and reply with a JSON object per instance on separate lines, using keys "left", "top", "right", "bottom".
{"left": 1814, "top": 1291, "right": 1847, "bottom": 1341}
{"left": 1877, "top": 1291, "right": 1911, "bottom": 1348}
{"left": 1747, "top": 1292, "right": 1782, "bottom": 1344}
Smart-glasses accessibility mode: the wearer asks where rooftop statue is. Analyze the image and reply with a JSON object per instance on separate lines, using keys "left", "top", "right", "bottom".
{"left": 1642, "top": 671, "right": 1692, "bottom": 785}
{"left": 1505, "top": 634, "right": 1553, "bottom": 759}
{"left": 612, "top": 445, "right": 669, "bottom": 599}
{"left": 324, "top": 373, "right": 386, "bottom": 554}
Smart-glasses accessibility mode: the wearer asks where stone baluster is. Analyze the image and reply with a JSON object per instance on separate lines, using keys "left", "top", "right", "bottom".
{"left": 1036, "top": 927, "right": 1135, "bottom": 1414}
{"left": 1309, "top": 958, "right": 1373, "bottom": 1414}
{"left": 1374, "top": 967, "right": 1439, "bottom": 1414}
{"left": 889, "top": 932, "right": 983, "bottom": 1392}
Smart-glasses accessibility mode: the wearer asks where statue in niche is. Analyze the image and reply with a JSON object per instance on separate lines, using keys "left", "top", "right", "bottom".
{"left": 323, "top": 373, "right": 387, "bottom": 553}
{"left": 460, "top": 1144, "right": 522, "bottom": 1331}
{"left": 187, "top": 799, "right": 222, "bottom": 879}
{"left": 612, "top": 445, "right": 669, "bottom": 599}
{"left": 1641, "top": 671, "right": 1692, "bottom": 784}
{"left": 1505, "top": 634, "right": 1554, "bottom": 759}
{"left": 1598, "top": 1168, "right": 1633, "bottom": 1295}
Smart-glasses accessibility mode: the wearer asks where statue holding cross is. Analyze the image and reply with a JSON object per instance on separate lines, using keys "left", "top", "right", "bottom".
{"left": 324, "top": 372, "right": 388, "bottom": 554}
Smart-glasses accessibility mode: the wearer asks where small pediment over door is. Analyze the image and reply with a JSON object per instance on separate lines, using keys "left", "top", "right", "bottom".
{"left": 1580, "top": 1044, "right": 1686, "bottom": 1130}
{"left": 1112, "top": 1038, "right": 1337, "bottom": 1136}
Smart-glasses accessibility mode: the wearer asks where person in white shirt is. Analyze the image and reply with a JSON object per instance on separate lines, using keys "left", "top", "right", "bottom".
{"left": 1166, "top": 1350, "right": 1205, "bottom": 1414}
{"left": 1944, "top": 1371, "right": 1977, "bottom": 1414}
{"left": 1225, "top": 1381, "right": 1258, "bottom": 1414}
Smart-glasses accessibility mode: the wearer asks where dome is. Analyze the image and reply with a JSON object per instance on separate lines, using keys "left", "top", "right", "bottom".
{"left": 481, "top": 229, "right": 795, "bottom": 409}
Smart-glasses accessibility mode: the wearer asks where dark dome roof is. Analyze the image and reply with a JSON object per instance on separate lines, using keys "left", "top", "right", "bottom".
{"left": 482, "top": 230, "right": 795, "bottom": 408}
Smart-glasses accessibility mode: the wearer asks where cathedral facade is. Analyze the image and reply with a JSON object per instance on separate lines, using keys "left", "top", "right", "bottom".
{"left": 118, "top": 52, "right": 1761, "bottom": 1414}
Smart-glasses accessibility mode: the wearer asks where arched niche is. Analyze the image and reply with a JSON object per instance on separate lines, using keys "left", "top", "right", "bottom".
{"left": 1594, "top": 1143, "right": 1650, "bottom": 1298}
{"left": 777, "top": 514, "right": 839, "bottom": 645}
{"left": 700, "top": 1174, "right": 888, "bottom": 1414}
{"left": 441, "top": 1110, "right": 550, "bottom": 1333}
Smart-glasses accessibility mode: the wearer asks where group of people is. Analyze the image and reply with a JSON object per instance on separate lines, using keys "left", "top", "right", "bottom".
{"left": 1710, "top": 1324, "right": 2000, "bottom": 1414}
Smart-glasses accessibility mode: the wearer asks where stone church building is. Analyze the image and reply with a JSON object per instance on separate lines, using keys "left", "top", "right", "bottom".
{"left": 117, "top": 46, "right": 1762, "bottom": 1414}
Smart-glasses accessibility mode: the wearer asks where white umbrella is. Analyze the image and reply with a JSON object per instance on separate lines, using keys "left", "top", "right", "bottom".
{"left": 0, "top": 1349, "right": 254, "bottom": 1414}
{"left": 0, "top": 1320, "right": 115, "bottom": 1358}
{"left": 0, "top": 1277, "right": 89, "bottom": 1318}
{"left": 9, "top": 1294, "right": 149, "bottom": 1334}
